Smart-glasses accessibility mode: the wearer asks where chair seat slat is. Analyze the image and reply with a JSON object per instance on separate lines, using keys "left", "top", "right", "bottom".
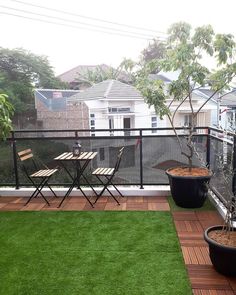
{"left": 31, "top": 169, "right": 58, "bottom": 178}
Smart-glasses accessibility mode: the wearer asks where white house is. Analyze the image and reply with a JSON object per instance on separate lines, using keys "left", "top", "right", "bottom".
{"left": 35, "top": 75, "right": 221, "bottom": 136}
{"left": 67, "top": 79, "right": 164, "bottom": 136}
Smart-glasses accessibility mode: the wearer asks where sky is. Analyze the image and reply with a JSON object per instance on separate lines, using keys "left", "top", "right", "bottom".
{"left": 1, "top": 0, "right": 236, "bottom": 76}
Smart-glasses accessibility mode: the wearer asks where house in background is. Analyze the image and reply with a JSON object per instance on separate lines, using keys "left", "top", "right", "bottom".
{"left": 35, "top": 75, "right": 220, "bottom": 136}
{"left": 67, "top": 79, "right": 164, "bottom": 136}
{"left": 57, "top": 64, "right": 131, "bottom": 90}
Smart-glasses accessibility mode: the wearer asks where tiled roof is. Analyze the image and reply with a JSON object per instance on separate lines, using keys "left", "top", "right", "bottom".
{"left": 68, "top": 80, "right": 144, "bottom": 101}
{"left": 220, "top": 91, "right": 236, "bottom": 107}
{"left": 57, "top": 64, "right": 131, "bottom": 84}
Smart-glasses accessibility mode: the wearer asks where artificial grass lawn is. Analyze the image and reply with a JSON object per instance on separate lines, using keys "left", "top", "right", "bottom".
{"left": 0, "top": 211, "right": 192, "bottom": 295}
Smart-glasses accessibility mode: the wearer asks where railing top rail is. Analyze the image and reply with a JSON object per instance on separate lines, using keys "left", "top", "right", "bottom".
{"left": 11, "top": 126, "right": 209, "bottom": 134}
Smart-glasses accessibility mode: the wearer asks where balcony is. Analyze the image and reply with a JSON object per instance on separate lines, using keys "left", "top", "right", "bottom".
{"left": 0, "top": 127, "right": 235, "bottom": 294}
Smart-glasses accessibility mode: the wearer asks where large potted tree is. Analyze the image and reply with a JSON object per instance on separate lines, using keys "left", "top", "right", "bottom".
{"left": 137, "top": 22, "right": 236, "bottom": 208}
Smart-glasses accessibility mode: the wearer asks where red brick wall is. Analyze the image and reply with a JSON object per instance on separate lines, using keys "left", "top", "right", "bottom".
{"left": 36, "top": 99, "right": 89, "bottom": 135}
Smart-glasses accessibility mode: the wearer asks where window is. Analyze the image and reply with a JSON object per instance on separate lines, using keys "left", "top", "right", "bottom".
{"left": 109, "top": 118, "right": 114, "bottom": 136}
{"left": 99, "top": 148, "right": 105, "bottom": 161}
{"left": 151, "top": 116, "right": 157, "bottom": 133}
{"left": 184, "top": 114, "right": 193, "bottom": 127}
{"left": 90, "top": 114, "right": 95, "bottom": 136}
{"left": 108, "top": 107, "right": 130, "bottom": 113}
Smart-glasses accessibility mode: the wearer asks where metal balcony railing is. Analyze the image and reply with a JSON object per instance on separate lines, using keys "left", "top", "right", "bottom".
{"left": 1, "top": 127, "right": 236, "bottom": 206}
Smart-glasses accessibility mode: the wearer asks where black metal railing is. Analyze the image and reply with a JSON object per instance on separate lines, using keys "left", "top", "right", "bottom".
{"left": 1, "top": 126, "right": 236, "bottom": 205}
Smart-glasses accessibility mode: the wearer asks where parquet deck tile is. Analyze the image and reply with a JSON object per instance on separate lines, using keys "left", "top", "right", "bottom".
{"left": 126, "top": 202, "right": 148, "bottom": 210}
{"left": 187, "top": 265, "right": 232, "bottom": 290}
{"left": 0, "top": 196, "right": 19, "bottom": 203}
{"left": 104, "top": 203, "right": 127, "bottom": 211}
{"left": 193, "top": 290, "right": 235, "bottom": 294}
{"left": 227, "top": 277, "right": 236, "bottom": 292}
{"left": 174, "top": 220, "right": 203, "bottom": 232}
{"left": 172, "top": 211, "right": 198, "bottom": 221}
{"left": 20, "top": 203, "right": 45, "bottom": 211}
{"left": 178, "top": 232, "right": 207, "bottom": 247}
{"left": 0, "top": 203, "right": 23, "bottom": 211}
{"left": 127, "top": 196, "right": 144, "bottom": 203}
{"left": 143, "top": 196, "right": 167, "bottom": 203}
{"left": 0, "top": 203, "right": 7, "bottom": 209}
{"left": 147, "top": 202, "right": 170, "bottom": 211}
{"left": 182, "top": 246, "right": 211, "bottom": 265}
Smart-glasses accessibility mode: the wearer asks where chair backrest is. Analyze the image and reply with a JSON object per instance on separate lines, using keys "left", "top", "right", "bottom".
{"left": 17, "top": 149, "right": 38, "bottom": 174}
{"left": 114, "top": 147, "right": 124, "bottom": 172}
{"left": 18, "top": 149, "right": 33, "bottom": 162}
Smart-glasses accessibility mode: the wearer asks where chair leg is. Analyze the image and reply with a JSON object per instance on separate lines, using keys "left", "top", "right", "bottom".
{"left": 25, "top": 178, "right": 50, "bottom": 206}
{"left": 47, "top": 184, "right": 58, "bottom": 198}
{"left": 93, "top": 175, "right": 120, "bottom": 205}
{"left": 109, "top": 182, "right": 124, "bottom": 198}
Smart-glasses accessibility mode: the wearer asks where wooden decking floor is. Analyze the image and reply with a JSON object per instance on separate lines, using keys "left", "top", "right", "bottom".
{"left": 1, "top": 195, "right": 236, "bottom": 294}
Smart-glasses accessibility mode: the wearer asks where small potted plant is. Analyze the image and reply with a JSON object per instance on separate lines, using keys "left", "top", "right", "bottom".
{"left": 204, "top": 138, "right": 236, "bottom": 276}
{"left": 204, "top": 197, "right": 236, "bottom": 276}
{"left": 137, "top": 22, "right": 236, "bottom": 208}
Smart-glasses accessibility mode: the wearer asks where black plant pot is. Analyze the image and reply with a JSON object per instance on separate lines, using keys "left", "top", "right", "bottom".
{"left": 166, "top": 167, "right": 212, "bottom": 208}
{"left": 204, "top": 226, "right": 236, "bottom": 276}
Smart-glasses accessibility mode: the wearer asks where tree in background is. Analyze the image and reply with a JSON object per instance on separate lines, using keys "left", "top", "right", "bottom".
{"left": 136, "top": 22, "right": 236, "bottom": 169}
{"left": 0, "top": 93, "right": 14, "bottom": 140}
{"left": 140, "top": 39, "right": 167, "bottom": 73}
{"left": 0, "top": 47, "right": 68, "bottom": 128}
{"left": 74, "top": 59, "right": 135, "bottom": 87}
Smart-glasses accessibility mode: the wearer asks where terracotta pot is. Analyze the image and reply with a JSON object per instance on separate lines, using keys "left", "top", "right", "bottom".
{"left": 166, "top": 166, "right": 212, "bottom": 208}
{"left": 204, "top": 225, "right": 236, "bottom": 276}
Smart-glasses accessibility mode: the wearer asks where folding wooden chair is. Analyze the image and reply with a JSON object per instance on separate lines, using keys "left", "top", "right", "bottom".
{"left": 17, "top": 149, "right": 58, "bottom": 206}
{"left": 92, "top": 147, "right": 124, "bottom": 205}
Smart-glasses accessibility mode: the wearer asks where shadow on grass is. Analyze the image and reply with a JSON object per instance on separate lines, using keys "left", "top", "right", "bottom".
{"left": 168, "top": 195, "right": 216, "bottom": 211}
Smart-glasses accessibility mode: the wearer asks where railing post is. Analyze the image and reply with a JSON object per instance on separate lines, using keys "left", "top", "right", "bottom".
{"left": 139, "top": 130, "right": 144, "bottom": 189}
{"left": 206, "top": 127, "right": 211, "bottom": 169}
{"left": 11, "top": 131, "right": 19, "bottom": 189}
{"left": 232, "top": 135, "right": 236, "bottom": 196}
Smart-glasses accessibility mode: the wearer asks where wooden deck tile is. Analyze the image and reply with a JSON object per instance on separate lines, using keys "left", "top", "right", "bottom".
{"left": 187, "top": 265, "right": 232, "bottom": 290}
{"left": 127, "top": 196, "right": 144, "bottom": 203}
{"left": 182, "top": 246, "right": 211, "bottom": 265}
{"left": 172, "top": 211, "right": 198, "bottom": 221}
{"left": 67, "top": 196, "right": 87, "bottom": 204}
{"left": 196, "top": 211, "right": 223, "bottom": 222}
{"left": 104, "top": 203, "right": 126, "bottom": 211}
{"left": 126, "top": 202, "right": 148, "bottom": 210}
{"left": 178, "top": 232, "right": 207, "bottom": 247}
{"left": 0, "top": 203, "right": 23, "bottom": 211}
{"left": 227, "top": 277, "right": 236, "bottom": 293}
{"left": 0, "top": 203, "right": 7, "bottom": 209}
{"left": 147, "top": 202, "right": 170, "bottom": 211}
{"left": 193, "top": 290, "right": 235, "bottom": 294}
{"left": 174, "top": 220, "right": 203, "bottom": 232}
{"left": 61, "top": 202, "right": 86, "bottom": 210}
{"left": 143, "top": 196, "right": 168, "bottom": 203}
{"left": 20, "top": 203, "right": 46, "bottom": 211}
{"left": 0, "top": 197, "right": 19, "bottom": 203}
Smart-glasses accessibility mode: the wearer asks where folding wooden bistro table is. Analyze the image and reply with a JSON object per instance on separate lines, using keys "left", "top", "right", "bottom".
{"left": 54, "top": 151, "right": 97, "bottom": 208}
